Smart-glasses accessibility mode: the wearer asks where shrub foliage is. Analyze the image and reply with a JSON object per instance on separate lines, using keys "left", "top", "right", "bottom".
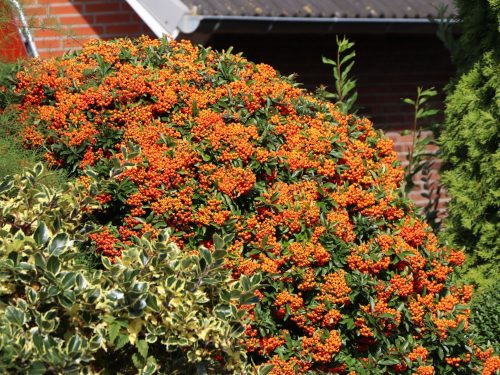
{"left": 449, "top": 0, "right": 500, "bottom": 74}
{"left": 0, "top": 165, "right": 258, "bottom": 374}
{"left": 469, "top": 283, "right": 500, "bottom": 352}
{"left": 440, "top": 52, "right": 499, "bottom": 289}
{"left": 3, "top": 37, "right": 499, "bottom": 373}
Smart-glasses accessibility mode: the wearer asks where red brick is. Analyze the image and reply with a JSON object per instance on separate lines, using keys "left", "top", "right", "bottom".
{"left": 105, "top": 24, "right": 142, "bottom": 36}
{"left": 46, "top": 4, "right": 84, "bottom": 14}
{"left": 24, "top": 6, "right": 48, "bottom": 16}
{"left": 37, "top": 0, "right": 67, "bottom": 4}
{"left": 35, "top": 27, "right": 67, "bottom": 38}
{"left": 58, "top": 14, "right": 91, "bottom": 25}
{"left": 130, "top": 12, "right": 144, "bottom": 22}
{"left": 94, "top": 13, "right": 131, "bottom": 24}
{"left": 84, "top": 2, "right": 121, "bottom": 14}
{"left": 120, "top": 1, "right": 135, "bottom": 12}
{"left": 36, "top": 38, "right": 62, "bottom": 49}
{"left": 70, "top": 25, "right": 104, "bottom": 36}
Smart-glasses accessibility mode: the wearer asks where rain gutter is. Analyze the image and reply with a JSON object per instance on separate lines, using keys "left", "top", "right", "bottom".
{"left": 179, "top": 15, "right": 447, "bottom": 35}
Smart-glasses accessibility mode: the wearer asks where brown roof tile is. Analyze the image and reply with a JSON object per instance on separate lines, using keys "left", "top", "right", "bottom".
{"left": 184, "top": 0, "right": 456, "bottom": 19}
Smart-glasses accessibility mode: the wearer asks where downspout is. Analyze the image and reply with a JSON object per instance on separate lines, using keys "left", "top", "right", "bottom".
{"left": 8, "top": 0, "right": 38, "bottom": 57}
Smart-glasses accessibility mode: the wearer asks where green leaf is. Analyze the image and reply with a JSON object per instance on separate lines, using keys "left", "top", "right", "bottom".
{"left": 213, "top": 234, "right": 224, "bottom": 250}
{"left": 32, "top": 333, "right": 44, "bottom": 353}
{"left": 192, "top": 98, "right": 198, "bottom": 116}
{"left": 342, "top": 61, "right": 355, "bottom": 77}
{"left": 200, "top": 248, "right": 212, "bottom": 265}
{"left": 27, "top": 362, "right": 46, "bottom": 375}
{"left": 240, "top": 275, "right": 251, "bottom": 291}
{"left": 378, "top": 358, "right": 400, "bottom": 366}
{"left": 5, "top": 306, "right": 25, "bottom": 326}
{"left": 48, "top": 233, "right": 69, "bottom": 256}
{"left": 137, "top": 339, "right": 149, "bottom": 359}
{"left": 89, "top": 335, "right": 103, "bottom": 351}
{"left": 58, "top": 292, "right": 75, "bottom": 309}
{"left": 141, "top": 358, "right": 158, "bottom": 375}
{"left": 321, "top": 56, "right": 336, "bottom": 66}
{"left": 47, "top": 256, "right": 61, "bottom": 274}
{"left": 258, "top": 364, "right": 274, "bottom": 375}
{"left": 116, "top": 334, "right": 129, "bottom": 349}
{"left": 61, "top": 272, "right": 77, "bottom": 289}
{"left": 0, "top": 178, "right": 13, "bottom": 193}
{"left": 239, "top": 293, "right": 259, "bottom": 305}
{"left": 109, "top": 322, "right": 121, "bottom": 343}
{"left": 27, "top": 287, "right": 38, "bottom": 304}
{"left": 132, "top": 353, "right": 144, "bottom": 369}
{"left": 34, "top": 222, "right": 50, "bottom": 246}
{"left": 438, "top": 346, "right": 444, "bottom": 360}
{"left": 34, "top": 253, "right": 46, "bottom": 270}
{"left": 146, "top": 295, "right": 160, "bottom": 312}
{"left": 340, "top": 51, "right": 356, "bottom": 66}
{"left": 67, "top": 335, "right": 82, "bottom": 353}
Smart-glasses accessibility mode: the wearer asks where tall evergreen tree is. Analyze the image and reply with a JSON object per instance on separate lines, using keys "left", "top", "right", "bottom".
{"left": 439, "top": 0, "right": 499, "bottom": 350}
{"left": 441, "top": 51, "right": 499, "bottom": 287}
{"left": 450, "top": 0, "right": 499, "bottom": 74}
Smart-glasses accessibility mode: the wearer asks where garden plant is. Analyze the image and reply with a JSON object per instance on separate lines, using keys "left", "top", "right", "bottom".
{"left": 0, "top": 164, "right": 261, "bottom": 373}
{"left": 437, "top": 0, "right": 499, "bottom": 353}
{"left": 0, "top": 36, "right": 498, "bottom": 374}
{"left": 440, "top": 51, "right": 499, "bottom": 290}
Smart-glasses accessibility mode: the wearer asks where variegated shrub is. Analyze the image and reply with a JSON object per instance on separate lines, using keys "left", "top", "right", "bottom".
{"left": 0, "top": 165, "right": 260, "bottom": 374}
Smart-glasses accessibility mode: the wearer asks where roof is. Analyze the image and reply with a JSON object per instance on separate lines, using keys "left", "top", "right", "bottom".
{"left": 182, "top": 0, "right": 456, "bottom": 19}
{"left": 125, "top": 0, "right": 458, "bottom": 37}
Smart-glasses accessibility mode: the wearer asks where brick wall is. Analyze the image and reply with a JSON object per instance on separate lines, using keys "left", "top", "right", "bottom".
{"left": 23, "top": 0, "right": 152, "bottom": 58}
{"left": 386, "top": 130, "right": 448, "bottom": 220}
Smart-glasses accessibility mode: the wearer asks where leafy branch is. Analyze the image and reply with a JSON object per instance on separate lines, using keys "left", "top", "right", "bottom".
{"left": 401, "top": 87, "right": 442, "bottom": 232}
{"left": 320, "top": 36, "right": 358, "bottom": 113}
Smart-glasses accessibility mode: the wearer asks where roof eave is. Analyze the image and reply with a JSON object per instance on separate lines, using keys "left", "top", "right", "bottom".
{"left": 125, "top": 0, "right": 189, "bottom": 38}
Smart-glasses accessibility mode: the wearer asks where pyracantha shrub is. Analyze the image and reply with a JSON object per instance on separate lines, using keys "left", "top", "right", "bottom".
{"left": 0, "top": 165, "right": 259, "bottom": 374}
{"left": 4, "top": 37, "right": 499, "bottom": 374}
